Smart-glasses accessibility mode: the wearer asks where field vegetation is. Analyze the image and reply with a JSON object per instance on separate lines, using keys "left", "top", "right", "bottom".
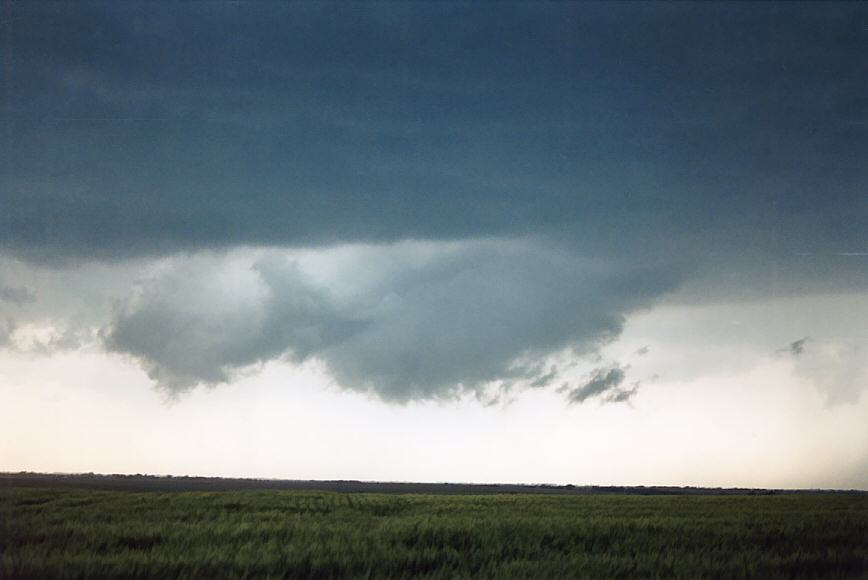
{"left": 2, "top": 486, "right": 868, "bottom": 578}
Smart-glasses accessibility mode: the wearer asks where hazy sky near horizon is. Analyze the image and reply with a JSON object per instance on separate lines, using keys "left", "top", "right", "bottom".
{"left": 1, "top": 2, "right": 867, "bottom": 488}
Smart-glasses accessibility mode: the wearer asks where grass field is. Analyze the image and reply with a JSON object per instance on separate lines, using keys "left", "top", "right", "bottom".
{"left": 2, "top": 486, "right": 868, "bottom": 579}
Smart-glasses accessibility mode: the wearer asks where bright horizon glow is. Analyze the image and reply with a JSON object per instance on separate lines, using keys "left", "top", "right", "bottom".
{"left": 3, "top": 290, "right": 866, "bottom": 489}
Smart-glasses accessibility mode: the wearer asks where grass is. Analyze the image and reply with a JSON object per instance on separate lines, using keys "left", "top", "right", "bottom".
{"left": 2, "top": 487, "right": 868, "bottom": 578}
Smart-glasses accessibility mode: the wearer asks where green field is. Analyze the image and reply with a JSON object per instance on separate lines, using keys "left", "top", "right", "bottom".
{"left": 2, "top": 487, "right": 868, "bottom": 579}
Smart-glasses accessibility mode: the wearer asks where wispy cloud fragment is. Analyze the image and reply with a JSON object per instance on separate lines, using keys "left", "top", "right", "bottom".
{"left": 778, "top": 336, "right": 811, "bottom": 357}
{"left": 566, "top": 364, "right": 638, "bottom": 405}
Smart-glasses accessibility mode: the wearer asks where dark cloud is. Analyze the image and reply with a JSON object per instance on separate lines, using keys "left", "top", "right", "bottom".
{"left": 101, "top": 243, "right": 678, "bottom": 400}
{"left": 3, "top": 4, "right": 866, "bottom": 402}
{"left": 1, "top": 3, "right": 866, "bottom": 278}
{"left": 566, "top": 365, "right": 637, "bottom": 404}
{"left": 635, "top": 346, "right": 650, "bottom": 357}
{"left": 0, "top": 285, "right": 35, "bottom": 304}
{"left": 787, "top": 337, "right": 811, "bottom": 356}
{"left": 777, "top": 336, "right": 811, "bottom": 357}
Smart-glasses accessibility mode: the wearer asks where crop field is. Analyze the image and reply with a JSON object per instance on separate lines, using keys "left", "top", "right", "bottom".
{"left": 2, "top": 486, "right": 868, "bottom": 579}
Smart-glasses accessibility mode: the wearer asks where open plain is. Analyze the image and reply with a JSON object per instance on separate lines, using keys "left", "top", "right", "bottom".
{"left": 2, "top": 474, "right": 867, "bottom": 579}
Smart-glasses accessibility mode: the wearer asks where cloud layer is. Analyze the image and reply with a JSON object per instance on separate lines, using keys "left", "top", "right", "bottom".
{"left": 2, "top": 3, "right": 865, "bottom": 270}
{"left": 1, "top": 4, "right": 866, "bottom": 406}
{"left": 101, "top": 241, "right": 678, "bottom": 400}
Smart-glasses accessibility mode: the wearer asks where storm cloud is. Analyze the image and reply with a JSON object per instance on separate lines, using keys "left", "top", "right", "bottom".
{"left": 2, "top": 3, "right": 866, "bottom": 274}
{"left": 102, "top": 241, "right": 678, "bottom": 400}
{"left": 2, "top": 3, "right": 867, "bottom": 403}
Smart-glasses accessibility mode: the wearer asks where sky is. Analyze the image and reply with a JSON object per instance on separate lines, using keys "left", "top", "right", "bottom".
{"left": 1, "top": 2, "right": 867, "bottom": 489}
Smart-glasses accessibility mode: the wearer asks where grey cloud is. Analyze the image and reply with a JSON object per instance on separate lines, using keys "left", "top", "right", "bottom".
{"left": 635, "top": 346, "right": 650, "bottom": 357}
{"left": 603, "top": 382, "right": 640, "bottom": 404}
{"left": 102, "top": 242, "right": 679, "bottom": 401}
{"left": 100, "top": 254, "right": 352, "bottom": 391}
{"left": 774, "top": 336, "right": 811, "bottom": 358}
{"left": 529, "top": 366, "right": 558, "bottom": 389}
{"left": 3, "top": 3, "right": 866, "bottom": 405}
{"left": 785, "top": 337, "right": 811, "bottom": 357}
{"left": 1, "top": 2, "right": 866, "bottom": 297}
{"left": 0, "top": 285, "right": 35, "bottom": 304}
{"left": 26, "top": 327, "right": 90, "bottom": 356}
{"left": 566, "top": 365, "right": 636, "bottom": 404}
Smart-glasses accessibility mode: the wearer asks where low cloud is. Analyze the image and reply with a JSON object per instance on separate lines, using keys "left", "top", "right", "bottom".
{"left": 783, "top": 337, "right": 810, "bottom": 356}
{"left": 102, "top": 241, "right": 679, "bottom": 401}
{"left": 0, "top": 285, "right": 35, "bottom": 305}
{"left": 529, "top": 365, "right": 558, "bottom": 389}
{"left": 565, "top": 364, "right": 638, "bottom": 404}
{"left": 25, "top": 327, "right": 91, "bottom": 356}
{"left": 604, "top": 382, "right": 640, "bottom": 404}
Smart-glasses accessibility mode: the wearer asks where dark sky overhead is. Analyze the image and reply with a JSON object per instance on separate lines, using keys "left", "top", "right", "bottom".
{"left": 3, "top": 2, "right": 866, "bottom": 263}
